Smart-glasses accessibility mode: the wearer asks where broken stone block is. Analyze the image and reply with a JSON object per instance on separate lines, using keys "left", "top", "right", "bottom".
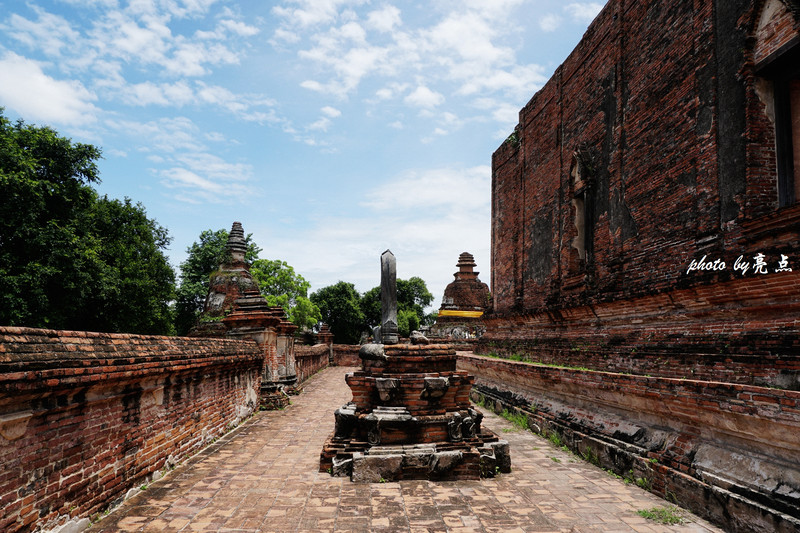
{"left": 491, "top": 440, "right": 511, "bottom": 473}
{"left": 351, "top": 452, "right": 403, "bottom": 483}
{"left": 375, "top": 378, "right": 401, "bottom": 402}
{"left": 410, "top": 330, "right": 430, "bottom": 344}
{"left": 430, "top": 450, "right": 463, "bottom": 475}
{"left": 479, "top": 447, "right": 497, "bottom": 478}
{"left": 332, "top": 456, "right": 353, "bottom": 477}
{"left": 421, "top": 377, "right": 449, "bottom": 400}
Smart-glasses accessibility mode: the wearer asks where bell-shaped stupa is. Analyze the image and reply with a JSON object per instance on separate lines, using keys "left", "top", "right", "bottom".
{"left": 430, "top": 252, "right": 491, "bottom": 339}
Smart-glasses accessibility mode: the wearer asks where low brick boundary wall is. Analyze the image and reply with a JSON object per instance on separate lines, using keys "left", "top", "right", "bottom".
{"left": 294, "top": 344, "right": 330, "bottom": 383}
{"left": 0, "top": 327, "right": 262, "bottom": 533}
{"left": 458, "top": 353, "right": 800, "bottom": 533}
{"left": 332, "top": 344, "right": 360, "bottom": 367}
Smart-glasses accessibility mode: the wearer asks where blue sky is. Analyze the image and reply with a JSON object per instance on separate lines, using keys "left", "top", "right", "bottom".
{"left": 0, "top": 0, "right": 604, "bottom": 310}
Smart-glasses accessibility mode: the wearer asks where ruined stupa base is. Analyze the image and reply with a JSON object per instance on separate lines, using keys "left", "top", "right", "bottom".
{"left": 319, "top": 343, "right": 510, "bottom": 482}
{"left": 260, "top": 375, "right": 300, "bottom": 410}
{"left": 320, "top": 430, "right": 510, "bottom": 483}
{"left": 260, "top": 388, "right": 290, "bottom": 410}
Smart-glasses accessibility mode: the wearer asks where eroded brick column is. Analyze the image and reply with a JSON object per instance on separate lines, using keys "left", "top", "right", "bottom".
{"left": 224, "top": 290, "right": 297, "bottom": 409}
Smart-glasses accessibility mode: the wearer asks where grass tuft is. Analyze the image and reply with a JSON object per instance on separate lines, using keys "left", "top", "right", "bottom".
{"left": 637, "top": 506, "right": 685, "bottom": 525}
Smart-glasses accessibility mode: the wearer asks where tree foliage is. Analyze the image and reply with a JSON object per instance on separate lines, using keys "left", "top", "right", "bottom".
{"left": 174, "top": 228, "right": 260, "bottom": 335}
{"left": 310, "top": 281, "right": 365, "bottom": 344}
{"left": 359, "top": 286, "right": 382, "bottom": 331}
{"left": 0, "top": 110, "right": 175, "bottom": 334}
{"left": 360, "top": 276, "right": 434, "bottom": 331}
{"left": 397, "top": 308, "right": 420, "bottom": 338}
{"left": 251, "top": 259, "right": 321, "bottom": 330}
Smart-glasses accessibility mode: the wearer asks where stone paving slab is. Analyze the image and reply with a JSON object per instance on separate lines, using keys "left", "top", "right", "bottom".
{"left": 88, "top": 366, "right": 722, "bottom": 533}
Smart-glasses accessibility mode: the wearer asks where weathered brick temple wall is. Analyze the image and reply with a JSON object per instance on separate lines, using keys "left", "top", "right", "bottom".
{"left": 476, "top": 0, "right": 800, "bottom": 531}
{"left": 294, "top": 344, "right": 331, "bottom": 383}
{"left": 331, "top": 344, "right": 361, "bottom": 367}
{"left": 0, "top": 327, "right": 262, "bottom": 533}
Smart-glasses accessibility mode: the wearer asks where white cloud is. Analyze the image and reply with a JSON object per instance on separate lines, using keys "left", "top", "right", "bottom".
{"left": 366, "top": 5, "right": 401, "bottom": 33}
{"left": 321, "top": 106, "right": 341, "bottom": 117}
{"left": 277, "top": 1, "right": 546, "bottom": 129}
{"left": 218, "top": 19, "right": 259, "bottom": 37}
{"left": 0, "top": 52, "right": 99, "bottom": 125}
{"left": 107, "top": 116, "right": 206, "bottom": 153}
{"left": 5, "top": 8, "right": 81, "bottom": 58}
{"left": 564, "top": 3, "right": 604, "bottom": 23}
{"left": 404, "top": 85, "right": 444, "bottom": 109}
{"left": 264, "top": 165, "right": 492, "bottom": 305}
{"left": 272, "top": 0, "right": 368, "bottom": 29}
{"left": 308, "top": 117, "right": 332, "bottom": 131}
{"left": 363, "top": 166, "right": 490, "bottom": 211}
{"left": 539, "top": 13, "right": 561, "bottom": 32}
{"left": 161, "top": 152, "right": 255, "bottom": 203}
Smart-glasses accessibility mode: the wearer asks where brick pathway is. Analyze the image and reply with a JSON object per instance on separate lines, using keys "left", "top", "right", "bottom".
{"left": 89, "top": 366, "right": 722, "bottom": 533}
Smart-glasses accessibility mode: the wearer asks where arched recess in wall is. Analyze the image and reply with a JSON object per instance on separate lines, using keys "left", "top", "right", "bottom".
{"left": 753, "top": 0, "right": 800, "bottom": 207}
{"left": 567, "top": 146, "right": 598, "bottom": 273}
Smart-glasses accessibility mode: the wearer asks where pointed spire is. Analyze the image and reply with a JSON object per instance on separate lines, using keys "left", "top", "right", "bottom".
{"left": 455, "top": 252, "right": 478, "bottom": 281}
{"left": 227, "top": 221, "right": 247, "bottom": 262}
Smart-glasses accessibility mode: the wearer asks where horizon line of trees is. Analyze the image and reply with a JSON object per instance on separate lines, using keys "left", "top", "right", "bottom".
{"left": 0, "top": 110, "right": 437, "bottom": 341}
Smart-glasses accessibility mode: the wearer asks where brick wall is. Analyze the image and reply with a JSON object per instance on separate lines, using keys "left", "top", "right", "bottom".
{"left": 459, "top": 354, "right": 800, "bottom": 533}
{"left": 332, "top": 344, "right": 361, "bottom": 367}
{"left": 294, "top": 344, "right": 330, "bottom": 383}
{"left": 485, "top": 1, "right": 800, "bottom": 531}
{"left": 489, "top": 0, "right": 800, "bottom": 322}
{"left": 0, "top": 327, "right": 262, "bottom": 533}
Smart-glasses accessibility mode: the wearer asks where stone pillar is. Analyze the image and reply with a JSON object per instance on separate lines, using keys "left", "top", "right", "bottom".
{"left": 380, "top": 250, "right": 399, "bottom": 345}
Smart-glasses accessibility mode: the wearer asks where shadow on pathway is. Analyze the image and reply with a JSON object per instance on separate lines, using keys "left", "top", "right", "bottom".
{"left": 88, "top": 366, "right": 722, "bottom": 533}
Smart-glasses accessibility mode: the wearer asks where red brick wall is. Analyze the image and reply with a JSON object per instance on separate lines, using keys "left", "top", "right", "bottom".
{"left": 485, "top": 1, "right": 800, "bottom": 530}
{"left": 332, "top": 344, "right": 361, "bottom": 367}
{"left": 459, "top": 354, "right": 800, "bottom": 532}
{"left": 294, "top": 344, "right": 330, "bottom": 383}
{"left": 490, "top": 0, "right": 800, "bottom": 318}
{"left": 486, "top": 0, "right": 800, "bottom": 369}
{"left": 0, "top": 327, "right": 262, "bottom": 533}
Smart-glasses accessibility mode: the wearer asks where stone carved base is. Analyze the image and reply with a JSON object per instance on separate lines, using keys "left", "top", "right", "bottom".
{"left": 320, "top": 343, "right": 510, "bottom": 481}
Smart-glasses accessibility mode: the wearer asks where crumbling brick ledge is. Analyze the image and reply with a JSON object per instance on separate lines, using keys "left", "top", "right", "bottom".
{"left": 0, "top": 326, "right": 263, "bottom": 533}
{"left": 459, "top": 353, "right": 800, "bottom": 533}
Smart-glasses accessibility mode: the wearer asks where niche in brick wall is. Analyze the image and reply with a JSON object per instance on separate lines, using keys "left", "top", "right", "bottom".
{"left": 754, "top": 0, "right": 800, "bottom": 206}
{"left": 568, "top": 148, "right": 597, "bottom": 274}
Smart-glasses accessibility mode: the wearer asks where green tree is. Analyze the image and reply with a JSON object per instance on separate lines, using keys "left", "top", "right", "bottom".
{"left": 310, "top": 281, "right": 365, "bottom": 344}
{"left": 0, "top": 110, "right": 175, "bottom": 334}
{"left": 397, "top": 276, "right": 434, "bottom": 323}
{"left": 174, "top": 228, "right": 259, "bottom": 335}
{"left": 397, "top": 308, "right": 420, "bottom": 338}
{"left": 86, "top": 197, "right": 176, "bottom": 334}
{"left": 359, "top": 286, "right": 381, "bottom": 330}
{"left": 251, "top": 258, "right": 321, "bottom": 330}
{"left": 359, "top": 276, "right": 434, "bottom": 332}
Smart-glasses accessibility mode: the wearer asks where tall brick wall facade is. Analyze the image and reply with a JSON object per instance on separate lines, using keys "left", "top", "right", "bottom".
{"left": 480, "top": 0, "right": 800, "bottom": 531}
{"left": 488, "top": 0, "right": 800, "bottom": 323}
{"left": 0, "top": 327, "right": 262, "bottom": 533}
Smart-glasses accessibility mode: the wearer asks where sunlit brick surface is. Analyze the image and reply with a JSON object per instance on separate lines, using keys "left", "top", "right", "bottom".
{"left": 89, "top": 366, "right": 721, "bottom": 533}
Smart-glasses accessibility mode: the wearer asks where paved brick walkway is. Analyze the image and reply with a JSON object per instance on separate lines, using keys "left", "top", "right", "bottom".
{"left": 89, "top": 366, "right": 722, "bottom": 533}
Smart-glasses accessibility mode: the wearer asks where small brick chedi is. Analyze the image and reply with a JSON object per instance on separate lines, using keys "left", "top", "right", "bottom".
{"left": 430, "top": 252, "right": 490, "bottom": 339}
{"left": 191, "top": 222, "right": 299, "bottom": 409}
{"left": 320, "top": 251, "right": 509, "bottom": 482}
